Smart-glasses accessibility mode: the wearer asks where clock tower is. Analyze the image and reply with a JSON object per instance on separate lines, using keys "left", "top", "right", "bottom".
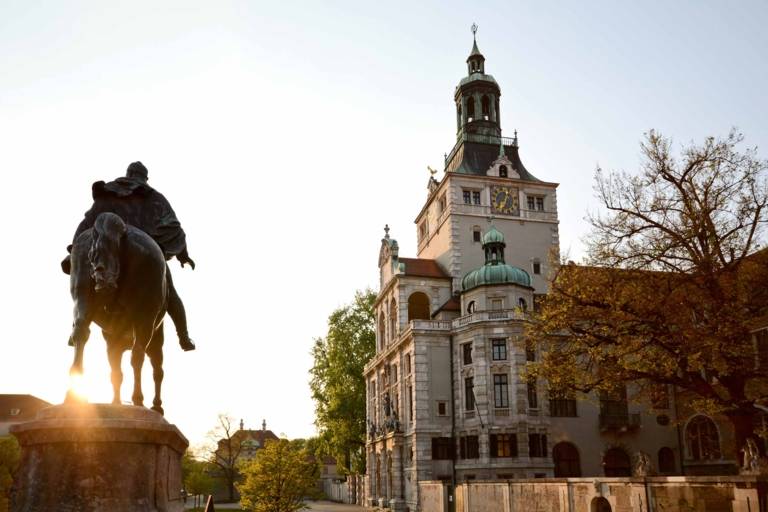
{"left": 415, "top": 28, "right": 560, "bottom": 294}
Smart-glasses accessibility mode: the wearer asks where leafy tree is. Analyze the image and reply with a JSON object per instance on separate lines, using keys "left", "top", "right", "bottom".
{"left": 529, "top": 130, "right": 768, "bottom": 453}
{"left": 204, "top": 414, "right": 246, "bottom": 503}
{"left": 0, "top": 436, "right": 20, "bottom": 512}
{"left": 237, "top": 439, "right": 319, "bottom": 512}
{"left": 182, "top": 450, "right": 215, "bottom": 509}
{"left": 309, "top": 289, "right": 376, "bottom": 474}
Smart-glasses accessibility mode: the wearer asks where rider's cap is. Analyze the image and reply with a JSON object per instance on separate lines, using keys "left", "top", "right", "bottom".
{"left": 126, "top": 161, "right": 149, "bottom": 181}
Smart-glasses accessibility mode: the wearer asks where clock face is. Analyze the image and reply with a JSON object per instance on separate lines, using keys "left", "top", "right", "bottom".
{"left": 492, "top": 186, "right": 518, "bottom": 214}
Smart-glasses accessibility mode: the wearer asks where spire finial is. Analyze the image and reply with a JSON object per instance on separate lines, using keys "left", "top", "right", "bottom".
{"left": 471, "top": 23, "right": 478, "bottom": 42}
{"left": 384, "top": 224, "right": 390, "bottom": 239}
{"left": 499, "top": 136, "right": 505, "bottom": 157}
{"left": 239, "top": 418, "right": 244, "bottom": 430}
{"left": 512, "top": 129, "right": 519, "bottom": 148}
{"left": 262, "top": 419, "right": 266, "bottom": 431}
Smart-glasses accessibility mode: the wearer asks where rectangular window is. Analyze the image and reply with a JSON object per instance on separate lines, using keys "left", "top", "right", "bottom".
{"left": 431, "top": 437, "right": 454, "bottom": 460}
{"left": 391, "top": 364, "right": 398, "bottom": 383}
{"left": 492, "top": 339, "right": 507, "bottom": 360}
{"left": 526, "top": 196, "right": 535, "bottom": 210}
{"left": 418, "top": 221, "right": 428, "bottom": 241}
{"left": 756, "top": 329, "right": 768, "bottom": 368}
{"left": 651, "top": 384, "right": 670, "bottom": 409}
{"left": 536, "top": 196, "right": 545, "bottom": 211}
{"left": 472, "top": 190, "right": 481, "bottom": 205}
{"left": 490, "top": 433, "right": 517, "bottom": 458}
{"left": 549, "top": 396, "right": 577, "bottom": 417}
{"left": 528, "top": 433, "right": 547, "bottom": 457}
{"left": 463, "top": 190, "right": 472, "bottom": 204}
{"left": 462, "top": 343, "right": 473, "bottom": 365}
{"left": 408, "top": 385, "right": 414, "bottom": 422}
{"left": 459, "top": 436, "right": 479, "bottom": 459}
{"left": 405, "top": 354, "right": 411, "bottom": 375}
{"left": 532, "top": 260, "right": 541, "bottom": 275}
{"left": 493, "top": 374, "right": 509, "bottom": 408}
{"left": 438, "top": 194, "right": 447, "bottom": 213}
{"left": 473, "top": 229, "right": 481, "bottom": 242}
{"left": 437, "top": 401, "right": 447, "bottom": 416}
{"left": 490, "top": 298, "right": 503, "bottom": 310}
{"left": 465, "top": 377, "right": 475, "bottom": 411}
{"left": 527, "top": 379, "right": 538, "bottom": 409}
{"left": 525, "top": 341, "right": 536, "bottom": 362}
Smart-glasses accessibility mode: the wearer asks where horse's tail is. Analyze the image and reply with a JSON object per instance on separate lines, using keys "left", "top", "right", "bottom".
{"left": 90, "top": 213, "right": 127, "bottom": 291}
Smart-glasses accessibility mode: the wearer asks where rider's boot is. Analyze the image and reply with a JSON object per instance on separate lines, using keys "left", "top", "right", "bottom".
{"left": 167, "top": 275, "right": 196, "bottom": 351}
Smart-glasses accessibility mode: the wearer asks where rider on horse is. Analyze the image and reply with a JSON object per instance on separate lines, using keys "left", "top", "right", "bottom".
{"left": 63, "top": 161, "right": 196, "bottom": 352}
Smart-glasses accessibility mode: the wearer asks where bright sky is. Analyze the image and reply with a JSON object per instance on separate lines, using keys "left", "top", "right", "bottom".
{"left": 1, "top": 1, "right": 767, "bottom": 447}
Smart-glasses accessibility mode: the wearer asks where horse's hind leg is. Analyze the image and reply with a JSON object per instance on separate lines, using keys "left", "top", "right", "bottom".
{"left": 147, "top": 327, "right": 165, "bottom": 415}
{"left": 104, "top": 333, "right": 125, "bottom": 405}
{"left": 130, "top": 324, "right": 153, "bottom": 407}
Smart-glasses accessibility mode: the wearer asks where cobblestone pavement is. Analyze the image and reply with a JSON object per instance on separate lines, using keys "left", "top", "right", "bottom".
{"left": 304, "top": 500, "right": 367, "bottom": 511}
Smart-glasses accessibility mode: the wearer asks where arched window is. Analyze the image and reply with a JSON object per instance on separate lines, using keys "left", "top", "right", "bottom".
{"left": 407, "top": 292, "right": 430, "bottom": 321}
{"left": 658, "top": 447, "right": 675, "bottom": 474}
{"left": 686, "top": 415, "right": 721, "bottom": 460}
{"left": 518, "top": 298, "right": 528, "bottom": 311}
{"left": 591, "top": 497, "right": 612, "bottom": 512}
{"left": 553, "top": 442, "right": 581, "bottom": 477}
{"left": 456, "top": 104, "right": 462, "bottom": 130}
{"left": 389, "top": 298, "right": 397, "bottom": 341}
{"left": 466, "top": 97, "right": 475, "bottom": 121}
{"left": 466, "top": 301, "right": 476, "bottom": 314}
{"left": 481, "top": 95, "right": 490, "bottom": 119}
{"left": 602, "top": 447, "right": 631, "bottom": 477}
{"left": 378, "top": 313, "right": 386, "bottom": 351}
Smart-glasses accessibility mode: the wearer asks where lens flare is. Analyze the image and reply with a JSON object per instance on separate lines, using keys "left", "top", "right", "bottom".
{"left": 68, "top": 372, "right": 89, "bottom": 402}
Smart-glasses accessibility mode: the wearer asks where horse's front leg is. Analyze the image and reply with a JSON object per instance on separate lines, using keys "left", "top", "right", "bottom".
{"left": 147, "top": 326, "right": 165, "bottom": 415}
{"left": 66, "top": 296, "right": 91, "bottom": 403}
{"left": 130, "top": 323, "right": 153, "bottom": 407}
{"left": 104, "top": 333, "right": 124, "bottom": 405}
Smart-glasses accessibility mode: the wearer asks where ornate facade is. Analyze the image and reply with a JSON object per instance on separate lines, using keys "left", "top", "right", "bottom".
{"left": 363, "top": 31, "right": 763, "bottom": 512}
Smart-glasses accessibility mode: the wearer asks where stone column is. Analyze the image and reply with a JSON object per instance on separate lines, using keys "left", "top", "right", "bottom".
{"left": 389, "top": 444, "right": 406, "bottom": 511}
{"left": 11, "top": 403, "right": 187, "bottom": 512}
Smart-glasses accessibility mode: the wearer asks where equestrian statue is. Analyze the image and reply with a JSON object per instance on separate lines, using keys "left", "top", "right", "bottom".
{"left": 62, "top": 161, "right": 196, "bottom": 414}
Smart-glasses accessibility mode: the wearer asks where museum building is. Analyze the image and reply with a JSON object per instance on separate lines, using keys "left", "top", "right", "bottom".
{"left": 362, "top": 33, "right": 762, "bottom": 511}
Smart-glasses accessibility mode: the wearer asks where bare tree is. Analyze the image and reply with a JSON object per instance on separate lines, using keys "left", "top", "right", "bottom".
{"left": 204, "top": 414, "right": 245, "bottom": 503}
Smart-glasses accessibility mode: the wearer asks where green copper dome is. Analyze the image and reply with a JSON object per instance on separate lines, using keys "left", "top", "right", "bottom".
{"left": 462, "top": 263, "right": 531, "bottom": 291}
{"left": 482, "top": 225, "right": 505, "bottom": 245}
{"left": 462, "top": 224, "right": 532, "bottom": 291}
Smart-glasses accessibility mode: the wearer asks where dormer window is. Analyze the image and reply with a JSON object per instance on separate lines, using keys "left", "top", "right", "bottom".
{"left": 9, "top": 408, "right": 20, "bottom": 416}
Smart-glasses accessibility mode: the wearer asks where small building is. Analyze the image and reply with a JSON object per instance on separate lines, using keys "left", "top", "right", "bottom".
{"left": 0, "top": 395, "right": 51, "bottom": 435}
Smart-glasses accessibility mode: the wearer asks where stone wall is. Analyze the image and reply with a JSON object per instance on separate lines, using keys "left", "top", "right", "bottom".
{"left": 419, "top": 477, "right": 767, "bottom": 512}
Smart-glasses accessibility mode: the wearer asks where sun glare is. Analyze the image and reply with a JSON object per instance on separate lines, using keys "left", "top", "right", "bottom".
{"left": 68, "top": 373, "right": 90, "bottom": 402}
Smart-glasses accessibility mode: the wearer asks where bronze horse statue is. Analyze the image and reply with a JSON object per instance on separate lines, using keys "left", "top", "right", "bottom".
{"left": 67, "top": 212, "right": 168, "bottom": 414}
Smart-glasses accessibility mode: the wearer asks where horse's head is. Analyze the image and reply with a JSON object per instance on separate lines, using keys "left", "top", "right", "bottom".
{"left": 89, "top": 212, "right": 127, "bottom": 292}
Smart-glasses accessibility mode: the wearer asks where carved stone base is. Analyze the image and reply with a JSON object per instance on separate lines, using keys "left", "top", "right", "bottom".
{"left": 10, "top": 403, "right": 188, "bottom": 512}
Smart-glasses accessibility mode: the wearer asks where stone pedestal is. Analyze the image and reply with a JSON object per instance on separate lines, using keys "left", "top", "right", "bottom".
{"left": 10, "top": 403, "right": 188, "bottom": 512}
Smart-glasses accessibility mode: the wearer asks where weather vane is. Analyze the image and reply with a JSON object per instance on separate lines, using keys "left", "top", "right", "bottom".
{"left": 471, "top": 23, "right": 478, "bottom": 40}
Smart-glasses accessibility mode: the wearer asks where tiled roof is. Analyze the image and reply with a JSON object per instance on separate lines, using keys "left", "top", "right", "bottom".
{"left": 399, "top": 258, "right": 449, "bottom": 279}
{"left": 0, "top": 394, "right": 52, "bottom": 422}
{"left": 433, "top": 296, "right": 461, "bottom": 317}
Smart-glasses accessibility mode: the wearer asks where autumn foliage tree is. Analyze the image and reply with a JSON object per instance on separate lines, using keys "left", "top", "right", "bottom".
{"left": 237, "top": 438, "right": 319, "bottom": 512}
{"left": 529, "top": 130, "right": 768, "bottom": 453}
{"left": 309, "top": 289, "right": 376, "bottom": 474}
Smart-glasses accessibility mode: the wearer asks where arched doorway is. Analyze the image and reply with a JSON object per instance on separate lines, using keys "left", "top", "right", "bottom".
{"left": 553, "top": 442, "right": 581, "bottom": 477}
{"left": 658, "top": 447, "right": 676, "bottom": 474}
{"left": 407, "top": 292, "right": 430, "bottom": 321}
{"left": 602, "top": 447, "right": 631, "bottom": 477}
{"left": 591, "top": 497, "right": 612, "bottom": 512}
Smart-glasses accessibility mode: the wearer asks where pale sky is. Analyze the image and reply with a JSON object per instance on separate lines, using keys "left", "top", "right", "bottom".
{"left": 1, "top": 1, "right": 767, "bottom": 447}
